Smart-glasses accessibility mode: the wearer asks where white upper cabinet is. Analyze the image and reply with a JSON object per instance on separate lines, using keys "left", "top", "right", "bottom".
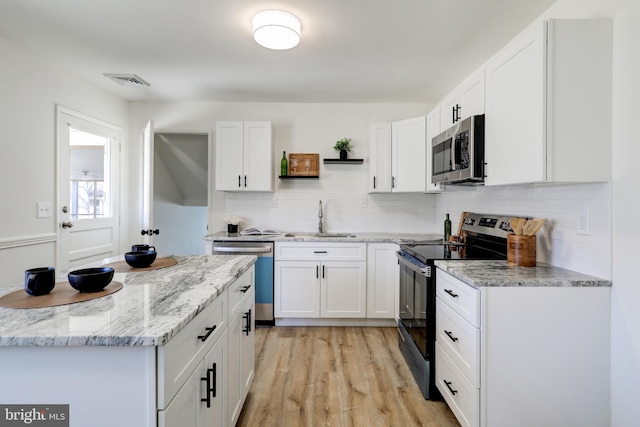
{"left": 369, "top": 116, "right": 427, "bottom": 193}
{"left": 425, "top": 107, "right": 442, "bottom": 193}
{"left": 440, "top": 68, "right": 485, "bottom": 130}
{"left": 392, "top": 116, "right": 427, "bottom": 192}
{"left": 215, "top": 121, "right": 273, "bottom": 191}
{"left": 484, "top": 19, "right": 612, "bottom": 186}
{"left": 369, "top": 123, "right": 393, "bottom": 192}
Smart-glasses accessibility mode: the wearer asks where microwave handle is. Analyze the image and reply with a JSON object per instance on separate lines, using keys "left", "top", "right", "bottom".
{"left": 450, "top": 137, "right": 457, "bottom": 171}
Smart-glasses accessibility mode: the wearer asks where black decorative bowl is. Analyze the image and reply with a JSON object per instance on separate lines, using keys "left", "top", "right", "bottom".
{"left": 124, "top": 250, "right": 157, "bottom": 268}
{"left": 68, "top": 267, "right": 114, "bottom": 292}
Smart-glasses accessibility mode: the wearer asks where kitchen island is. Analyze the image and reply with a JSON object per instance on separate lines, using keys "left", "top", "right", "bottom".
{"left": 0, "top": 254, "right": 257, "bottom": 427}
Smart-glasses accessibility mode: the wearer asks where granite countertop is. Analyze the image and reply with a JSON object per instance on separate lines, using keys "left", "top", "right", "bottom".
{"left": 434, "top": 260, "right": 611, "bottom": 288}
{"left": 204, "top": 231, "right": 443, "bottom": 244}
{"left": 0, "top": 255, "right": 256, "bottom": 347}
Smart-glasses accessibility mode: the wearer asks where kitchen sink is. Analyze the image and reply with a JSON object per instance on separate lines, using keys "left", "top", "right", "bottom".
{"left": 284, "top": 233, "right": 357, "bottom": 238}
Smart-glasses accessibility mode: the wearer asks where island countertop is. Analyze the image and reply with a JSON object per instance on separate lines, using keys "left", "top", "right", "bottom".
{"left": 434, "top": 260, "right": 611, "bottom": 288}
{"left": 0, "top": 255, "right": 256, "bottom": 347}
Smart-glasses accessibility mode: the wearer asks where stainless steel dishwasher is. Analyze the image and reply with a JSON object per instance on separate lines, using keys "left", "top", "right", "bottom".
{"left": 211, "top": 240, "right": 274, "bottom": 324}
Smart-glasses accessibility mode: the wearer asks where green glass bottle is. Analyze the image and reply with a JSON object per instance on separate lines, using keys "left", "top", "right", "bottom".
{"left": 280, "top": 151, "right": 288, "bottom": 176}
{"left": 444, "top": 213, "right": 452, "bottom": 241}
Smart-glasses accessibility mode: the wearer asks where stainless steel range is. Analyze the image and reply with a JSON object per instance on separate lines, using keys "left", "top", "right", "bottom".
{"left": 396, "top": 212, "right": 512, "bottom": 399}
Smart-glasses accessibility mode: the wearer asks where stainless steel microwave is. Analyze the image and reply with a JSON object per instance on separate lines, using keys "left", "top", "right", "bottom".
{"left": 432, "top": 114, "right": 485, "bottom": 184}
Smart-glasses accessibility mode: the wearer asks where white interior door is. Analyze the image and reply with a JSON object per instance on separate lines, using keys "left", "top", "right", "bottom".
{"left": 141, "top": 120, "right": 157, "bottom": 244}
{"left": 57, "top": 107, "right": 121, "bottom": 272}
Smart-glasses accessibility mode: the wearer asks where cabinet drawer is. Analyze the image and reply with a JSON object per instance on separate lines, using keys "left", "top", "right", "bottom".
{"left": 436, "top": 297, "right": 480, "bottom": 387}
{"left": 436, "top": 269, "right": 480, "bottom": 327}
{"left": 436, "top": 342, "right": 479, "bottom": 427}
{"left": 228, "top": 266, "right": 255, "bottom": 319}
{"left": 157, "top": 294, "right": 226, "bottom": 409}
{"left": 275, "top": 242, "right": 366, "bottom": 261}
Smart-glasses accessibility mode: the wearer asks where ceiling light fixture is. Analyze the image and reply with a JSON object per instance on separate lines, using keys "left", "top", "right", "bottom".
{"left": 252, "top": 10, "right": 301, "bottom": 50}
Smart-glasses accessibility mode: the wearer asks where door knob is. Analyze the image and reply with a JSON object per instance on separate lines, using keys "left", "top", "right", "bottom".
{"left": 141, "top": 229, "right": 160, "bottom": 236}
{"left": 61, "top": 221, "right": 73, "bottom": 229}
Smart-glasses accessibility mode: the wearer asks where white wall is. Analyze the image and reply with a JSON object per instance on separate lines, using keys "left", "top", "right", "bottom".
{"left": 609, "top": 1, "right": 640, "bottom": 425}
{"left": 128, "top": 102, "right": 433, "bottom": 237}
{"left": 0, "top": 33, "right": 130, "bottom": 285}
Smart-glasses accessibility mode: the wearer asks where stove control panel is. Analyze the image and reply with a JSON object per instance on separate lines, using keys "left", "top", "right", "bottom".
{"left": 461, "top": 212, "right": 516, "bottom": 238}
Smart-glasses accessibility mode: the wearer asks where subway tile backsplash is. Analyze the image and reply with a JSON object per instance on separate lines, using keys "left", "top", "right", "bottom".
{"left": 223, "top": 182, "right": 611, "bottom": 279}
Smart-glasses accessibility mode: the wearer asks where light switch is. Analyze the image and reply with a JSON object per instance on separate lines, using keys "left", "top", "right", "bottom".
{"left": 37, "top": 202, "right": 52, "bottom": 218}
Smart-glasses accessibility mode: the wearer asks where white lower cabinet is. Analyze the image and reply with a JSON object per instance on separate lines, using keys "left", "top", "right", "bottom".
{"left": 274, "top": 242, "right": 367, "bottom": 319}
{"left": 227, "top": 283, "right": 255, "bottom": 426}
{"left": 366, "top": 243, "right": 398, "bottom": 319}
{"left": 159, "top": 329, "right": 227, "bottom": 427}
{"left": 435, "top": 268, "right": 610, "bottom": 427}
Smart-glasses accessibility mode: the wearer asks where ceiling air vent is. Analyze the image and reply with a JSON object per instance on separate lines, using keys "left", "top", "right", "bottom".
{"left": 103, "top": 73, "right": 150, "bottom": 87}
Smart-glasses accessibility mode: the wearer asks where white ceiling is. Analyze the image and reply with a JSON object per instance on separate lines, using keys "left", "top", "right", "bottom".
{"left": 0, "top": 0, "right": 556, "bottom": 103}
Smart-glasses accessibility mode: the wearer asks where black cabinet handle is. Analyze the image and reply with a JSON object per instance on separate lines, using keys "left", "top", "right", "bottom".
{"left": 242, "top": 309, "right": 252, "bottom": 336}
{"left": 197, "top": 325, "right": 217, "bottom": 342}
{"left": 200, "top": 364, "right": 216, "bottom": 408}
{"left": 322, "top": 265, "right": 325, "bottom": 279}
{"left": 316, "top": 265, "right": 319, "bottom": 278}
{"left": 314, "top": 251, "right": 328, "bottom": 254}
{"left": 444, "top": 330, "right": 458, "bottom": 342}
{"left": 444, "top": 380, "right": 458, "bottom": 395}
{"left": 238, "top": 175, "right": 241, "bottom": 187}
{"left": 392, "top": 176, "right": 395, "bottom": 188}
{"left": 244, "top": 175, "right": 247, "bottom": 187}
{"left": 373, "top": 176, "right": 376, "bottom": 189}
{"left": 444, "top": 289, "right": 458, "bottom": 298}
{"left": 240, "top": 284, "right": 252, "bottom": 293}
{"left": 452, "top": 105, "right": 456, "bottom": 123}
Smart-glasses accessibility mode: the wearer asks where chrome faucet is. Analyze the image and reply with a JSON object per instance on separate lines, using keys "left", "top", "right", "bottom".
{"left": 318, "top": 200, "right": 323, "bottom": 233}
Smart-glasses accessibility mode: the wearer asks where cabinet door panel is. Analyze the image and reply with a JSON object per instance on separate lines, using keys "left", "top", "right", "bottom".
{"left": 485, "top": 23, "right": 546, "bottom": 185}
{"left": 425, "top": 107, "right": 442, "bottom": 193}
{"left": 366, "top": 244, "right": 398, "bottom": 319}
{"left": 459, "top": 68, "right": 485, "bottom": 119}
{"left": 440, "top": 91, "right": 459, "bottom": 130}
{"left": 215, "top": 122, "right": 244, "bottom": 191}
{"left": 369, "top": 123, "right": 393, "bottom": 193}
{"left": 239, "top": 294, "right": 255, "bottom": 399}
{"left": 203, "top": 331, "right": 227, "bottom": 427}
{"left": 391, "top": 116, "right": 426, "bottom": 192}
{"left": 274, "top": 261, "right": 320, "bottom": 317}
{"left": 243, "top": 121, "right": 273, "bottom": 191}
{"left": 158, "top": 362, "right": 203, "bottom": 427}
{"left": 321, "top": 261, "right": 366, "bottom": 318}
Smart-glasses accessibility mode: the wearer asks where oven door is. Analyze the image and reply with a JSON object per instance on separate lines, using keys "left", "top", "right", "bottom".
{"left": 396, "top": 253, "right": 430, "bottom": 359}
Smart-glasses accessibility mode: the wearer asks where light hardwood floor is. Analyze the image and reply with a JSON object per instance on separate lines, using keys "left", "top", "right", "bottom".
{"left": 237, "top": 326, "right": 460, "bottom": 427}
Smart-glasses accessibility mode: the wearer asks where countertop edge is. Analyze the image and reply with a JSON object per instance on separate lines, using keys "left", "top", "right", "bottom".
{"left": 434, "top": 260, "right": 612, "bottom": 288}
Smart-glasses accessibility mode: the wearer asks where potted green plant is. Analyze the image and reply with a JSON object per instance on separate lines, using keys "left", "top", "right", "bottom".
{"left": 334, "top": 138, "right": 352, "bottom": 160}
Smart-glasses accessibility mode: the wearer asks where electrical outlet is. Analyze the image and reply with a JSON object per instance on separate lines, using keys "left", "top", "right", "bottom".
{"left": 37, "top": 202, "right": 52, "bottom": 218}
{"left": 577, "top": 212, "right": 590, "bottom": 235}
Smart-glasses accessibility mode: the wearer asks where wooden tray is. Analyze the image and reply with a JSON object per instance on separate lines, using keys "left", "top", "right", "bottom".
{"left": 0, "top": 281, "right": 123, "bottom": 309}
{"left": 103, "top": 257, "right": 178, "bottom": 273}
{"left": 288, "top": 153, "right": 319, "bottom": 176}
